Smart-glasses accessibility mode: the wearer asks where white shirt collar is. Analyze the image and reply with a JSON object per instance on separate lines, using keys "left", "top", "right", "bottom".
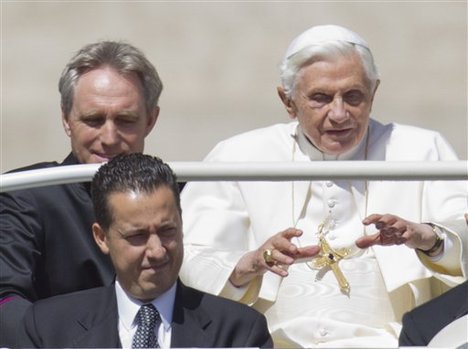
{"left": 115, "top": 279, "right": 176, "bottom": 332}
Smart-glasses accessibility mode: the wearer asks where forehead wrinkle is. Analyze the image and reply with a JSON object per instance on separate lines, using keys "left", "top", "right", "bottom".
{"left": 293, "top": 57, "right": 370, "bottom": 98}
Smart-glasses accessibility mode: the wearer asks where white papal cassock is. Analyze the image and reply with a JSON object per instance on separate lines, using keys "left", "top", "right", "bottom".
{"left": 179, "top": 119, "right": 467, "bottom": 348}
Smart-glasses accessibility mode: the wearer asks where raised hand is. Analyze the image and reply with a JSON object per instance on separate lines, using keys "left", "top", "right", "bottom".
{"left": 229, "top": 228, "right": 320, "bottom": 287}
{"left": 356, "top": 214, "right": 439, "bottom": 252}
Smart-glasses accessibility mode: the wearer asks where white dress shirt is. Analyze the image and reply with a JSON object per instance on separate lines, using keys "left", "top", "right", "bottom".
{"left": 115, "top": 280, "right": 176, "bottom": 349}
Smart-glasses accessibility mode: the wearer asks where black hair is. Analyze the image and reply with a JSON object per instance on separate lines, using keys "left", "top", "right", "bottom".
{"left": 91, "top": 153, "right": 180, "bottom": 231}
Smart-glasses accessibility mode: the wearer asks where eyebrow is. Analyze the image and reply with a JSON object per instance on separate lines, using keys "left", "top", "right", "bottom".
{"left": 79, "top": 110, "right": 141, "bottom": 119}
{"left": 114, "top": 221, "right": 178, "bottom": 235}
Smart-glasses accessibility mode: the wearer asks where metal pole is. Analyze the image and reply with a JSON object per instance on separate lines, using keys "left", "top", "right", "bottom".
{"left": 1, "top": 161, "right": 467, "bottom": 193}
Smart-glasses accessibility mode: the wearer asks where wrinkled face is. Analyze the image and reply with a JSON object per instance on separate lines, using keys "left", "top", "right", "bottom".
{"left": 93, "top": 187, "right": 183, "bottom": 302}
{"left": 62, "top": 66, "right": 158, "bottom": 164}
{"left": 279, "top": 53, "right": 378, "bottom": 155}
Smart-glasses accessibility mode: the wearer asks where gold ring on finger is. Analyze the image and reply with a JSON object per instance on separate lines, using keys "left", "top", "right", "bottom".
{"left": 263, "top": 249, "right": 275, "bottom": 264}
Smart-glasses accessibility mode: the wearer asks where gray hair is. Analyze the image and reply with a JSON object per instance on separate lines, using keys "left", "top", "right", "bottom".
{"left": 59, "top": 41, "right": 163, "bottom": 117}
{"left": 279, "top": 41, "right": 379, "bottom": 98}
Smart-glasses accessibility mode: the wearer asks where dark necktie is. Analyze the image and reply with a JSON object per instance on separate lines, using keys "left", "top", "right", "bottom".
{"left": 132, "top": 303, "right": 161, "bottom": 349}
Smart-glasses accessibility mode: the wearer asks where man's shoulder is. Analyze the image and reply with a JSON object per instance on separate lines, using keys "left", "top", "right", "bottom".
{"left": 370, "top": 119, "right": 456, "bottom": 159}
{"left": 206, "top": 122, "right": 297, "bottom": 161}
{"left": 219, "top": 122, "right": 296, "bottom": 144}
{"left": 407, "top": 281, "right": 468, "bottom": 318}
{"left": 6, "top": 160, "right": 61, "bottom": 174}
{"left": 401, "top": 281, "right": 468, "bottom": 346}
{"left": 372, "top": 119, "right": 444, "bottom": 141}
{"left": 29, "top": 286, "right": 111, "bottom": 312}
{"left": 20, "top": 286, "right": 117, "bottom": 347}
{"left": 4, "top": 153, "right": 77, "bottom": 174}
{"left": 2, "top": 154, "right": 88, "bottom": 201}
{"left": 180, "top": 284, "right": 263, "bottom": 318}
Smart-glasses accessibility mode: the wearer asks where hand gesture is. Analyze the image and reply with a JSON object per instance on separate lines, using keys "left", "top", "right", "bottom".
{"left": 356, "top": 213, "right": 439, "bottom": 251}
{"left": 229, "top": 228, "right": 320, "bottom": 287}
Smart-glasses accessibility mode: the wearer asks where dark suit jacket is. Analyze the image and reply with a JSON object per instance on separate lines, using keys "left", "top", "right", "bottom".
{"left": 0, "top": 154, "right": 187, "bottom": 348}
{"left": 19, "top": 281, "right": 273, "bottom": 348}
{"left": 0, "top": 153, "right": 114, "bottom": 347}
{"left": 399, "top": 280, "right": 468, "bottom": 346}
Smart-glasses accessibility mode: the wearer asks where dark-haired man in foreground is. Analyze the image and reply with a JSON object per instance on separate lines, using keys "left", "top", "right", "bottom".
{"left": 19, "top": 154, "right": 273, "bottom": 348}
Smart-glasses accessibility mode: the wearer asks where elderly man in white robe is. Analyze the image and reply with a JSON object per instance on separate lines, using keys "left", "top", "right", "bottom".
{"left": 179, "top": 25, "right": 467, "bottom": 348}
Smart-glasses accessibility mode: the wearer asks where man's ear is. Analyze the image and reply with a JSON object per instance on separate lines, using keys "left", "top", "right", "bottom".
{"left": 368, "top": 79, "right": 380, "bottom": 113}
{"left": 93, "top": 223, "right": 110, "bottom": 255}
{"left": 144, "top": 106, "right": 159, "bottom": 137}
{"left": 277, "top": 86, "right": 297, "bottom": 119}
{"left": 61, "top": 111, "right": 71, "bottom": 137}
{"left": 371, "top": 80, "right": 380, "bottom": 103}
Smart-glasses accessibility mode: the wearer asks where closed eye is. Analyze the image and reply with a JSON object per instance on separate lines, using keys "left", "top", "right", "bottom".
{"left": 115, "top": 115, "right": 139, "bottom": 126}
{"left": 158, "top": 226, "right": 178, "bottom": 238}
{"left": 81, "top": 115, "right": 105, "bottom": 127}
{"left": 309, "top": 93, "right": 333, "bottom": 106}
{"left": 343, "top": 90, "right": 365, "bottom": 106}
{"left": 124, "top": 232, "right": 149, "bottom": 245}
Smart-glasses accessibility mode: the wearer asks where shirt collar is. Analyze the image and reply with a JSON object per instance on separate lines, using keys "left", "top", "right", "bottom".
{"left": 115, "top": 280, "right": 176, "bottom": 332}
{"left": 62, "top": 152, "right": 81, "bottom": 166}
{"left": 293, "top": 124, "right": 369, "bottom": 161}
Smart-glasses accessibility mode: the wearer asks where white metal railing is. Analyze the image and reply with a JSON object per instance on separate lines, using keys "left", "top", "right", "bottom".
{"left": 1, "top": 161, "right": 467, "bottom": 193}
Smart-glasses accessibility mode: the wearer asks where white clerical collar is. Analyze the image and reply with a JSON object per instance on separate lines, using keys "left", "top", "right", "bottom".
{"left": 294, "top": 124, "right": 369, "bottom": 161}
{"left": 115, "top": 279, "right": 176, "bottom": 332}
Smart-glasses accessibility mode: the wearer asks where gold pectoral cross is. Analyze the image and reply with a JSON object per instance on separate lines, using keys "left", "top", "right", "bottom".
{"left": 309, "top": 219, "right": 351, "bottom": 294}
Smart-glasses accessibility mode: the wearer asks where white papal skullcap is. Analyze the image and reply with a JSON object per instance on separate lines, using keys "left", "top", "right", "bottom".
{"left": 284, "top": 24, "right": 370, "bottom": 60}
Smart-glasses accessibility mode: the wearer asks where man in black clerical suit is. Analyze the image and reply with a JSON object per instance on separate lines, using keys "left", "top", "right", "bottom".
{"left": 399, "top": 213, "right": 468, "bottom": 347}
{"left": 18, "top": 154, "right": 273, "bottom": 348}
{"left": 0, "top": 41, "right": 161, "bottom": 347}
{"left": 399, "top": 279, "right": 468, "bottom": 346}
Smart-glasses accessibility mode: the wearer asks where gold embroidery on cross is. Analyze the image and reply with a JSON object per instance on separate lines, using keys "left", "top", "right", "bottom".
{"left": 309, "top": 219, "right": 351, "bottom": 294}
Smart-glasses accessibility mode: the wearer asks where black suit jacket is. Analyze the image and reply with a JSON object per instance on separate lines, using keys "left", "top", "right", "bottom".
{"left": 0, "top": 154, "right": 114, "bottom": 347}
{"left": 19, "top": 281, "right": 273, "bottom": 348}
{"left": 399, "top": 280, "right": 468, "bottom": 346}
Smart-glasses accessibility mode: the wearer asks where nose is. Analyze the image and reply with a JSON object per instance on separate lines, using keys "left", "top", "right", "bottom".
{"left": 100, "top": 121, "right": 120, "bottom": 146}
{"left": 328, "top": 97, "right": 348, "bottom": 123}
{"left": 146, "top": 234, "right": 166, "bottom": 259}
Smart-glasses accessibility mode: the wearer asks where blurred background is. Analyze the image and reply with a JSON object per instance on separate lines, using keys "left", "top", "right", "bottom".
{"left": 2, "top": 1, "right": 467, "bottom": 172}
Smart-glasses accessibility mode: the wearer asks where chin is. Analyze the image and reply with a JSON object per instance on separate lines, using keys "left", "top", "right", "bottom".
{"left": 325, "top": 138, "right": 359, "bottom": 154}
{"left": 321, "top": 144, "right": 346, "bottom": 155}
{"left": 134, "top": 284, "right": 162, "bottom": 300}
{"left": 93, "top": 155, "right": 115, "bottom": 164}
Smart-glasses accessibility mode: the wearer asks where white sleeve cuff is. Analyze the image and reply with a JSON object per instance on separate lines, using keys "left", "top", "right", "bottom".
{"left": 220, "top": 280, "right": 250, "bottom": 301}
